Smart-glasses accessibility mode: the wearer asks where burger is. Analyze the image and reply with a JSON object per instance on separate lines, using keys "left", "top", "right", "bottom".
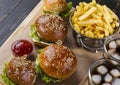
{"left": 30, "top": 14, "right": 67, "bottom": 47}
{"left": 35, "top": 44, "right": 77, "bottom": 83}
{"left": 1, "top": 57, "right": 36, "bottom": 85}
{"left": 42, "top": 0, "right": 72, "bottom": 18}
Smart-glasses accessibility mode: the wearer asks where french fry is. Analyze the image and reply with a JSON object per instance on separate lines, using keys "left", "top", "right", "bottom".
{"left": 111, "top": 23, "right": 116, "bottom": 28}
{"left": 103, "top": 9, "right": 114, "bottom": 34}
{"left": 106, "top": 7, "right": 118, "bottom": 20}
{"left": 73, "top": 24, "right": 80, "bottom": 33}
{"left": 96, "top": 4, "right": 104, "bottom": 15}
{"left": 84, "top": 27, "right": 89, "bottom": 32}
{"left": 103, "top": 6, "right": 113, "bottom": 23}
{"left": 78, "top": 7, "right": 96, "bottom": 21}
{"left": 85, "top": 30, "right": 94, "bottom": 38}
{"left": 92, "top": 0, "right": 96, "bottom": 3}
{"left": 96, "top": 26, "right": 104, "bottom": 31}
{"left": 98, "top": 34, "right": 104, "bottom": 38}
{"left": 80, "top": 30, "right": 84, "bottom": 35}
{"left": 78, "top": 19, "right": 102, "bottom": 26}
{"left": 88, "top": 25, "right": 94, "bottom": 30}
{"left": 91, "top": 13, "right": 101, "bottom": 19}
{"left": 104, "top": 29, "right": 109, "bottom": 37}
{"left": 71, "top": 0, "right": 119, "bottom": 38}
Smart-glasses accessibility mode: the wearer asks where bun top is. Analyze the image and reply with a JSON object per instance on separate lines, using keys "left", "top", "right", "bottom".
{"left": 35, "top": 14, "right": 67, "bottom": 43}
{"left": 39, "top": 44, "right": 77, "bottom": 79}
{"left": 44, "top": 0, "right": 67, "bottom": 13}
{"left": 6, "top": 57, "right": 36, "bottom": 85}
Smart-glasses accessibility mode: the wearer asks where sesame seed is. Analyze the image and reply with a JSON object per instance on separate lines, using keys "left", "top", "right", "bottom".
{"left": 39, "top": 14, "right": 66, "bottom": 32}
{"left": 43, "top": 45, "right": 76, "bottom": 73}
{"left": 8, "top": 57, "right": 35, "bottom": 83}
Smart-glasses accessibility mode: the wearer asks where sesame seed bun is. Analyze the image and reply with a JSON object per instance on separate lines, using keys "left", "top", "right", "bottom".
{"left": 39, "top": 44, "right": 77, "bottom": 79}
{"left": 35, "top": 14, "right": 67, "bottom": 43}
{"left": 6, "top": 57, "right": 36, "bottom": 85}
{"left": 43, "top": 0, "right": 67, "bottom": 14}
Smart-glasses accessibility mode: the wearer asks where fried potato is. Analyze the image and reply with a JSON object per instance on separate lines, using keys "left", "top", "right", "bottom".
{"left": 78, "top": 19, "right": 102, "bottom": 26}
{"left": 78, "top": 7, "right": 96, "bottom": 21}
{"left": 71, "top": 0, "right": 119, "bottom": 38}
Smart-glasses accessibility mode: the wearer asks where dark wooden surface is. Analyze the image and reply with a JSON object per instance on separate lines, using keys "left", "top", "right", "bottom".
{"left": 0, "top": 0, "right": 120, "bottom": 46}
{"left": 0, "top": 0, "right": 41, "bottom": 46}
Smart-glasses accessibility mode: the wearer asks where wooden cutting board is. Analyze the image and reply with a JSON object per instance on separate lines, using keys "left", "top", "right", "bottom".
{"left": 0, "top": 0, "right": 103, "bottom": 85}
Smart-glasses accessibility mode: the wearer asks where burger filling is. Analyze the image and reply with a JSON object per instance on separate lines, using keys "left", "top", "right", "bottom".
{"left": 30, "top": 24, "right": 41, "bottom": 43}
{"left": 42, "top": 2, "right": 72, "bottom": 18}
{"left": 30, "top": 24, "right": 54, "bottom": 44}
{"left": 59, "top": 2, "right": 72, "bottom": 18}
{"left": 1, "top": 63, "right": 16, "bottom": 85}
{"left": 35, "top": 50, "right": 63, "bottom": 83}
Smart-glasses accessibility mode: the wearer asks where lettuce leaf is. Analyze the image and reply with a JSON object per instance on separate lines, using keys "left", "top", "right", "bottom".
{"left": 59, "top": 2, "right": 72, "bottom": 18}
{"left": 37, "top": 49, "right": 43, "bottom": 53}
{"left": 0, "top": 63, "right": 16, "bottom": 85}
{"left": 29, "top": 24, "right": 41, "bottom": 42}
{"left": 35, "top": 55, "right": 63, "bottom": 83}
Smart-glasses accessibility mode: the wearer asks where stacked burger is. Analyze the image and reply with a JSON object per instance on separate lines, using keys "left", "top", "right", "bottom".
{"left": 30, "top": 0, "right": 72, "bottom": 47}
{"left": 30, "top": 0, "right": 77, "bottom": 82}
{"left": 1, "top": 0, "right": 77, "bottom": 85}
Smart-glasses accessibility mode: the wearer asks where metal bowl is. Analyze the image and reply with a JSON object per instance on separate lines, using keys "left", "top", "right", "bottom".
{"left": 88, "top": 58, "right": 120, "bottom": 85}
{"left": 69, "top": 9, "right": 120, "bottom": 52}
{"left": 104, "top": 33, "right": 120, "bottom": 61}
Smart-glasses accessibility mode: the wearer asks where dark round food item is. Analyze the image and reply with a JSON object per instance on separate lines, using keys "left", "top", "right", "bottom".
{"left": 43, "top": 0, "right": 67, "bottom": 14}
{"left": 11, "top": 40, "right": 33, "bottom": 57}
{"left": 39, "top": 44, "right": 77, "bottom": 79}
{"left": 35, "top": 14, "right": 67, "bottom": 43}
{"left": 6, "top": 57, "right": 36, "bottom": 85}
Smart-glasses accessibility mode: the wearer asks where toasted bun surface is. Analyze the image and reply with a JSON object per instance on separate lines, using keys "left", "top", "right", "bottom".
{"left": 35, "top": 14, "right": 67, "bottom": 43}
{"left": 39, "top": 44, "right": 77, "bottom": 79}
{"left": 44, "top": 0, "right": 67, "bottom": 13}
{"left": 6, "top": 57, "right": 36, "bottom": 85}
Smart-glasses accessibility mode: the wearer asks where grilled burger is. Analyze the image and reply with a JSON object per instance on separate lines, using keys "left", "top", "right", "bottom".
{"left": 42, "top": 0, "right": 72, "bottom": 18}
{"left": 30, "top": 14, "right": 67, "bottom": 47}
{"left": 35, "top": 44, "right": 77, "bottom": 83}
{"left": 1, "top": 57, "right": 36, "bottom": 85}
